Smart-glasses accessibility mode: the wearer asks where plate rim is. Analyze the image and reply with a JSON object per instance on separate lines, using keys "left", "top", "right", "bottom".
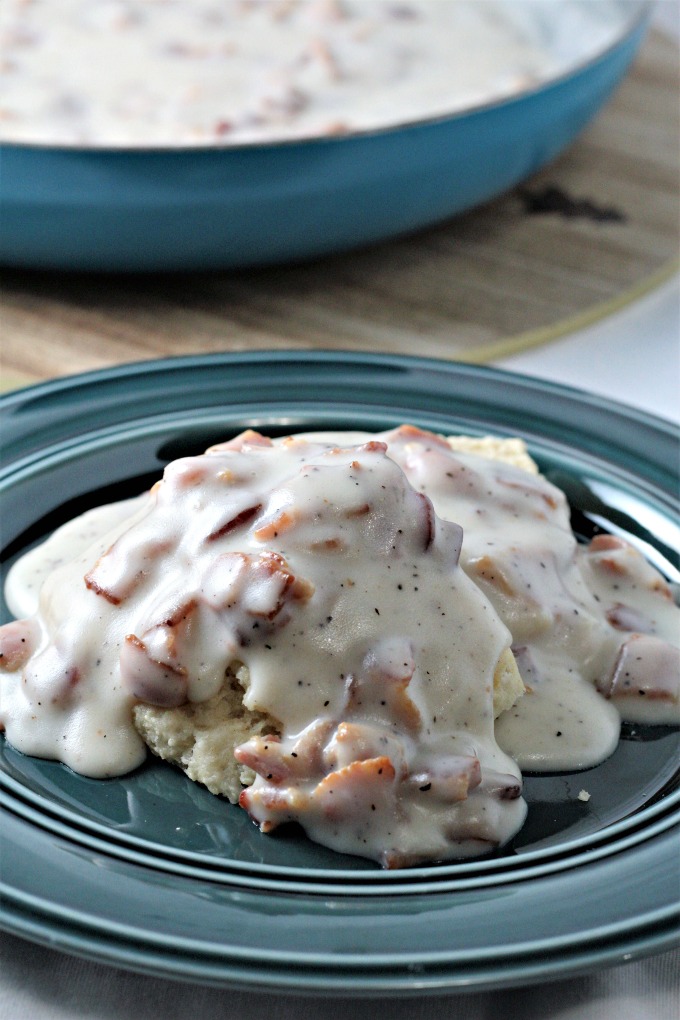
{"left": 1, "top": 350, "right": 678, "bottom": 993}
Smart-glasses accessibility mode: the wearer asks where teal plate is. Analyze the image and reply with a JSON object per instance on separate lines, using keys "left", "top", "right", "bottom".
{"left": 1, "top": 352, "right": 678, "bottom": 993}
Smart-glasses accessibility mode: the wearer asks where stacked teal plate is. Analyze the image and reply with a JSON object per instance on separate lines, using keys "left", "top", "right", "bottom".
{"left": 1, "top": 352, "right": 678, "bottom": 993}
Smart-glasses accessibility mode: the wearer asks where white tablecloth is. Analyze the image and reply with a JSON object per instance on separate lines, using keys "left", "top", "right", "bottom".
{"left": 1, "top": 930, "right": 679, "bottom": 1020}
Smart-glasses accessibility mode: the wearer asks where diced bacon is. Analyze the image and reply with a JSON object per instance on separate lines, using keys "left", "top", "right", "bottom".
{"left": 234, "top": 734, "right": 290, "bottom": 783}
{"left": 511, "top": 645, "right": 540, "bottom": 691}
{"left": 84, "top": 564, "right": 122, "bottom": 605}
{"left": 382, "top": 424, "right": 450, "bottom": 450}
{"left": 598, "top": 634, "right": 680, "bottom": 705}
{"left": 415, "top": 492, "right": 436, "bottom": 551}
{"left": 606, "top": 603, "right": 655, "bottom": 634}
{"left": 236, "top": 720, "right": 333, "bottom": 784}
{"left": 323, "top": 720, "right": 406, "bottom": 775}
{"left": 589, "top": 555, "right": 628, "bottom": 577}
{"left": 358, "top": 441, "right": 389, "bottom": 455}
{"left": 482, "top": 769, "right": 523, "bottom": 800}
{"left": 496, "top": 474, "right": 559, "bottom": 511}
{"left": 407, "top": 755, "right": 481, "bottom": 802}
{"left": 241, "top": 551, "right": 314, "bottom": 618}
{"left": 307, "top": 35, "right": 341, "bottom": 79}
{"left": 0, "top": 619, "right": 40, "bottom": 671}
{"left": 312, "top": 755, "right": 396, "bottom": 819}
{"left": 467, "top": 555, "right": 515, "bottom": 597}
{"left": 253, "top": 509, "right": 299, "bottom": 541}
{"left": 584, "top": 537, "right": 634, "bottom": 578}
{"left": 588, "top": 535, "right": 629, "bottom": 553}
{"left": 309, "top": 537, "right": 345, "bottom": 553}
{"left": 290, "top": 718, "right": 335, "bottom": 774}
{"left": 134, "top": 598, "right": 200, "bottom": 670}
{"left": 649, "top": 578, "right": 674, "bottom": 601}
{"left": 85, "top": 535, "right": 173, "bottom": 605}
{"left": 206, "top": 503, "right": 262, "bottom": 542}
{"left": 201, "top": 552, "right": 249, "bottom": 607}
{"left": 120, "top": 634, "right": 188, "bottom": 707}
{"left": 238, "top": 783, "right": 311, "bottom": 832}
{"left": 584, "top": 538, "right": 674, "bottom": 600}
{"left": 207, "top": 430, "right": 273, "bottom": 453}
{"left": 347, "top": 638, "right": 422, "bottom": 733}
{"left": 345, "top": 502, "right": 371, "bottom": 518}
{"left": 22, "top": 644, "right": 81, "bottom": 706}
{"left": 381, "top": 848, "right": 435, "bottom": 869}
{"left": 165, "top": 460, "right": 209, "bottom": 490}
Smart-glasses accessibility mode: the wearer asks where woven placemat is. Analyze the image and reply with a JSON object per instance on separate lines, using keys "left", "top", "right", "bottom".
{"left": 1, "top": 28, "right": 678, "bottom": 390}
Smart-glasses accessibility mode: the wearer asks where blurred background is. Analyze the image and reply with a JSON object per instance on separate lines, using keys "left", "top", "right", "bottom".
{"left": 1, "top": 0, "right": 678, "bottom": 421}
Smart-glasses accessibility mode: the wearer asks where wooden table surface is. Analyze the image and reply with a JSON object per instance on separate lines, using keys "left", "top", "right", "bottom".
{"left": 1, "top": 27, "right": 678, "bottom": 393}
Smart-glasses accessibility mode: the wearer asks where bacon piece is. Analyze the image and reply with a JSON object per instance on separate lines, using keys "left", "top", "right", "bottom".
{"left": 120, "top": 634, "right": 187, "bottom": 708}
{"left": 496, "top": 474, "right": 559, "bottom": 511}
{"left": 585, "top": 536, "right": 674, "bottom": 600}
{"left": 234, "top": 734, "right": 289, "bottom": 784}
{"left": 345, "top": 502, "right": 371, "bottom": 519}
{"left": 312, "top": 755, "right": 396, "bottom": 820}
{"left": 253, "top": 509, "right": 299, "bottom": 541}
{"left": 309, "top": 537, "right": 345, "bottom": 553}
{"left": 242, "top": 551, "right": 314, "bottom": 618}
{"left": 290, "top": 718, "right": 335, "bottom": 774}
{"left": 584, "top": 535, "right": 633, "bottom": 577}
{"left": 207, "top": 430, "right": 273, "bottom": 453}
{"left": 236, "top": 720, "right": 334, "bottom": 785}
{"left": 467, "top": 555, "right": 516, "bottom": 597}
{"left": 16, "top": 644, "right": 81, "bottom": 707}
{"left": 323, "top": 721, "right": 407, "bottom": 775}
{"left": 205, "top": 550, "right": 312, "bottom": 618}
{"left": 407, "top": 755, "right": 481, "bottom": 802}
{"left": 482, "top": 769, "right": 522, "bottom": 801}
{"left": 598, "top": 634, "right": 680, "bottom": 705}
{"left": 358, "top": 440, "right": 389, "bottom": 455}
{"left": 238, "top": 783, "right": 311, "bottom": 832}
{"left": 0, "top": 619, "right": 39, "bottom": 671}
{"left": 132, "top": 598, "right": 201, "bottom": 672}
{"left": 606, "top": 603, "right": 655, "bottom": 634}
{"left": 85, "top": 534, "right": 173, "bottom": 606}
{"left": 589, "top": 535, "right": 629, "bottom": 553}
{"left": 84, "top": 566, "right": 122, "bottom": 605}
{"left": 415, "top": 492, "right": 436, "bottom": 551}
{"left": 307, "top": 35, "right": 342, "bottom": 80}
{"left": 347, "top": 638, "right": 422, "bottom": 733}
{"left": 201, "top": 552, "right": 249, "bottom": 607}
{"left": 382, "top": 424, "right": 450, "bottom": 450}
{"left": 380, "top": 848, "right": 440, "bottom": 869}
{"left": 649, "top": 578, "right": 674, "bottom": 601}
{"left": 206, "top": 503, "right": 262, "bottom": 542}
{"left": 166, "top": 460, "right": 209, "bottom": 490}
{"left": 511, "top": 645, "right": 540, "bottom": 692}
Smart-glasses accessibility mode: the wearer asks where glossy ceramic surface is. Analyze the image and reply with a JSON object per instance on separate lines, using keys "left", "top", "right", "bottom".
{"left": 1, "top": 352, "right": 678, "bottom": 992}
{"left": 0, "top": 5, "right": 648, "bottom": 271}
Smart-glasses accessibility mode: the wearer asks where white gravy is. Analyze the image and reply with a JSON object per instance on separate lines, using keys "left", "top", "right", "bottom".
{"left": 1, "top": 431, "right": 528, "bottom": 868}
{"left": 0, "top": 0, "right": 628, "bottom": 147}
{"left": 2, "top": 426, "right": 678, "bottom": 867}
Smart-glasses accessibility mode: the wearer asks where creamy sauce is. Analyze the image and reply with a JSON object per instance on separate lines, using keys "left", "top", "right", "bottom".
{"left": 0, "top": 0, "right": 629, "bottom": 147}
{"left": 370, "top": 427, "right": 680, "bottom": 767}
{"left": 2, "top": 425, "right": 677, "bottom": 866}
{"left": 1, "top": 432, "right": 527, "bottom": 868}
